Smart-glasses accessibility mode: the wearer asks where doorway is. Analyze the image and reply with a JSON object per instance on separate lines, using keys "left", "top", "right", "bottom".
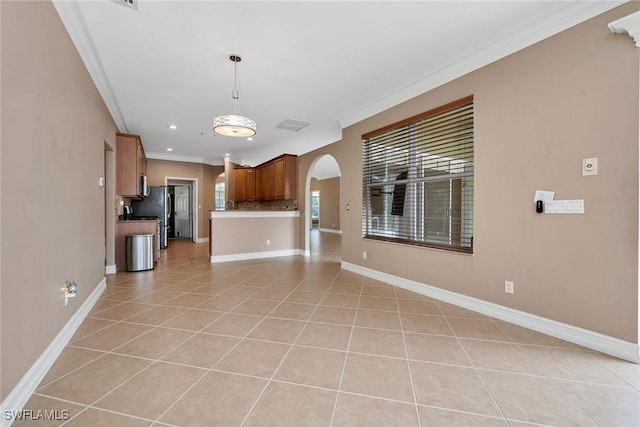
{"left": 171, "top": 185, "right": 193, "bottom": 239}
{"left": 215, "top": 173, "right": 226, "bottom": 210}
{"left": 304, "top": 154, "right": 342, "bottom": 256}
{"left": 104, "top": 141, "right": 116, "bottom": 274}
{"left": 165, "top": 177, "right": 198, "bottom": 243}
{"left": 311, "top": 190, "right": 320, "bottom": 229}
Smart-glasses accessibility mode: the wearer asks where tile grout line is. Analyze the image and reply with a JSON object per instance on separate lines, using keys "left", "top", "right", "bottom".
{"left": 148, "top": 367, "right": 211, "bottom": 425}
{"left": 58, "top": 402, "right": 159, "bottom": 426}
{"left": 439, "top": 307, "right": 510, "bottom": 424}
{"left": 53, "top": 358, "right": 172, "bottom": 426}
{"left": 395, "top": 286, "right": 423, "bottom": 427}
{"left": 61, "top": 259, "right": 233, "bottom": 423}
{"left": 413, "top": 400, "right": 519, "bottom": 424}
{"left": 328, "top": 274, "right": 365, "bottom": 427}
{"left": 149, "top": 272, "right": 304, "bottom": 425}
{"left": 595, "top": 359, "right": 640, "bottom": 392}
{"left": 492, "top": 320, "right": 606, "bottom": 425}
{"left": 151, "top": 270, "right": 305, "bottom": 425}
{"left": 507, "top": 347, "right": 601, "bottom": 423}
{"left": 51, "top": 275, "right": 251, "bottom": 424}
{"left": 72, "top": 316, "right": 203, "bottom": 418}
{"left": 238, "top": 244, "right": 345, "bottom": 426}
{"left": 34, "top": 349, "right": 110, "bottom": 392}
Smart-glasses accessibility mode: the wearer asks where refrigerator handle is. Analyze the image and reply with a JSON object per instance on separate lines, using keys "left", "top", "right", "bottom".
{"left": 166, "top": 193, "right": 171, "bottom": 218}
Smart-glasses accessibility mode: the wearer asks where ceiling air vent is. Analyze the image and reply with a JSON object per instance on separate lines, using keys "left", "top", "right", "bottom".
{"left": 275, "top": 119, "right": 310, "bottom": 132}
{"left": 111, "top": 0, "right": 138, "bottom": 10}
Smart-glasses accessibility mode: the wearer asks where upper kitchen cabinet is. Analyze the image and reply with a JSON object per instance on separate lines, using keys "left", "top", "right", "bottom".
{"left": 116, "top": 133, "right": 147, "bottom": 199}
{"left": 233, "top": 167, "right": 256, "bottom": 202}
{"left": 256, "top": 154, "right": 297, "bottom": 201}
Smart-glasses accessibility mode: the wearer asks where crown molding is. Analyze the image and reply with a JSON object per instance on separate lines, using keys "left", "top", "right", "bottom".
{"left": 609, "top": 10, "right": 640, "bottom": 47}
{"left": 339, "top": 1, "right": 628, "bottom": 129}
{"left": 52, "top": 0, "right": 129, "bottom": 132}
{"left": 145, "top": 152, "right": 224, "bottom": 166}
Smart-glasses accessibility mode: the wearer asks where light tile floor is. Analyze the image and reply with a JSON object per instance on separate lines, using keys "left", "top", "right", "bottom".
{"left": 18, "top": 231, "right": 640, "bottom": 426}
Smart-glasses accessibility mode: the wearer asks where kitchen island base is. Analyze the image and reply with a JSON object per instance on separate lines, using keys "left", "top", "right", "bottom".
{"left": 209, "top": 211, "right": 301, "bottom": 263}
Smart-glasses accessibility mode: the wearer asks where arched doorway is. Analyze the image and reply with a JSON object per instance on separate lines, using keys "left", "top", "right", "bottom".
{"left": 304, "top": 154, "right": 342, "bottom": 256}
{"left": 214, "top": 172, "right": 226, "bottom": 210}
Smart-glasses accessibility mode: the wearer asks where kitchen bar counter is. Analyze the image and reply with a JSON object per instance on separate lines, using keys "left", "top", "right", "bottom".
{"left": 209, "top": 210, "right": 300, "bottom": 263}
{"left": 209, "top": 210, "right": 300, "bottom": 218}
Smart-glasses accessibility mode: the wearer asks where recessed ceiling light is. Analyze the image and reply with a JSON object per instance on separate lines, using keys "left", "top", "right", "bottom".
{"left": 166, "top": 148, "right": 173, "bottom": 152}
{"left": 247, "top": 137, "right": 253, "bottom": 141}
{"left": 168, "top": 124, "right": 178, "bottom": 130}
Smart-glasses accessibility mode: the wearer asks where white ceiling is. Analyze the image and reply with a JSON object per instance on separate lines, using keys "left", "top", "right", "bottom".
{"left": 53, "top": 0, "right": 624, "bottom": 180}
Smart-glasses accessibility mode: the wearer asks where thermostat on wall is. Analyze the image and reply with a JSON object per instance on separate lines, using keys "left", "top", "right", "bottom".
{"left": 583, "top": 158, "right": 598, "bottom": 176}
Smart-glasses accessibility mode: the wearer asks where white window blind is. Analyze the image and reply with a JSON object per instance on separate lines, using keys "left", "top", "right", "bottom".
{"left": 362, "top": 96, "right": 474, "bottom": 253}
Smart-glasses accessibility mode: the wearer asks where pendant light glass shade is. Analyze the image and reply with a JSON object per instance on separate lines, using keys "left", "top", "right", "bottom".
{"left": 213, "top": 55, "right": 256, "bottom": 137}
{"left": 213, "top": 114, "right": 256, "bottom": 137}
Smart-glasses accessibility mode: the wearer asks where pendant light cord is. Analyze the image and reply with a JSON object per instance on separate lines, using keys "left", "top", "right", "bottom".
{"left": 232, "top": 56, "right": 239, "bottom": 115}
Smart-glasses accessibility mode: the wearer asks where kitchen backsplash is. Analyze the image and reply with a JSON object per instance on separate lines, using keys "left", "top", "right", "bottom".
{"left": 237, "top": 199, "right": 297, "bottom": 211}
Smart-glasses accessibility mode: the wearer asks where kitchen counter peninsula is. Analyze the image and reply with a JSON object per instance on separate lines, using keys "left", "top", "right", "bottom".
{"left": 208, "top": 210, "right": 301, "bottom": 263}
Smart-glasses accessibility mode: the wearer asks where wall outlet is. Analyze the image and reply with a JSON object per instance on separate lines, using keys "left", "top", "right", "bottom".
{"left": 266, "top": 239, "right": 270, "bottom": 246}
{"left": 505, "top": 280, "right": 514, "bottom": 294}
{"left": 65, "top": 280, "right": 78, "bottom": 306}
{"left": 362, "top": 251, "right": 367, "bottom": 260}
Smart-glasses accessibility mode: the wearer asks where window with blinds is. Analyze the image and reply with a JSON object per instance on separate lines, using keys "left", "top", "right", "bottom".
{"left": 362, "top": 96, "right": 474, "bottom": 253}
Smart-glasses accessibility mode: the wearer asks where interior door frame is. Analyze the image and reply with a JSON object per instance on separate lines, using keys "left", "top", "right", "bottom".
{"left": 164, "top": 176, "right": 199, "bottom": 243}
{"left": 310, "top": 190, "right": 320, "bottom": 229}
{"left": 104, "top": 141, "right": 116, "bottom": 274}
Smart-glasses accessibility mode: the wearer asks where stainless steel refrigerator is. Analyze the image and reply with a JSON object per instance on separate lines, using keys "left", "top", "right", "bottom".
{"left": 131, "top": 186, "right": 170, "bottom": 249}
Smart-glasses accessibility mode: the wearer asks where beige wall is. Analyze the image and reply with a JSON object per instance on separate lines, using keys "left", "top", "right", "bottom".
{"left": 1, "top": 0, "right": 117, "bottom": 400}
{"left": 313, "top": 177, "right": 341, "bottom": 231}
{"left": 298, "top": 3, "right": 640, "bottom": 343}
{"left": 211, "top": 216, "right": 299, "bottom": 256}
{"left": 203, "top": 164, "right": 220, "bottom": 222}
{"left": 310, "top": 177, "right": 319, "bottom": 191}
{"left": 145, "top": 159, "right": 223, "bottom": 239}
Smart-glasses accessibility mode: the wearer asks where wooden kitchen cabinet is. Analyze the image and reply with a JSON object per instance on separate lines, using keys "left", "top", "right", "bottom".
{"left": 274, "top": 157, "right": 286, "bottom": 199}
{"left": 255, "top": 166, "right": 265, "bottom": 201}
{"left": 233, "top": 168, "right": 256, "bottom": 202}
{"left": 116, "top": 133, "right": 147, "bottom": 199}
{"left": 262, "top": 162, "right": 276, "bottom": 200}
{"left": 255, "top": 154, "right": 296, "bottom": 201}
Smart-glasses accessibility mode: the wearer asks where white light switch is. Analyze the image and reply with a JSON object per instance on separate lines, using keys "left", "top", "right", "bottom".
{"left": 545, "top": 200, "right": 584, "bottom": 214}
{"left": 583, "top": 158, "right": 598, "bottom": 176}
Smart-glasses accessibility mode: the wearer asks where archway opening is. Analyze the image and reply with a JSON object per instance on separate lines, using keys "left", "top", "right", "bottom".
{"left": 304, "top": 154, "right": 342, "bottom": 257}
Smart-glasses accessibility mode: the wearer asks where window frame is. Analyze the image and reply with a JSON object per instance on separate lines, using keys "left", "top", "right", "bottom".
{"left": 361, "top": 95, "right": 474, "bottom": 254}
{"left": 214, "top": 182, "right": 226, "bottom": 211}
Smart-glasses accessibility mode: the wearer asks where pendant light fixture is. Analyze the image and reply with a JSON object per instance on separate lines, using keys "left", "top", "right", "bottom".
{"left": 213, "top": 55, "right": 257, "bottom": 137}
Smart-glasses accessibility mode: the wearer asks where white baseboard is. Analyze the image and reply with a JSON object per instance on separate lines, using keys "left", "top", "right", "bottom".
{"left": 303, "top": 249, "right": 311, "bottom": 257}
{"left": 0, "top": 278, "right": 107, "bottom": 425}
{"left": 341, "top": 261, "right": 640, "bottom": 364}
{"left": 105, "top": 264, "right": 116, "bottom": 275}
{"left": 211, "top": 249, "right": 302, "bottom": 263}
{"left": 196, "top": 237, "right": 209, "bottom": 244}
{"left": 319, "top": 228, "right": 342, "bottom": 234}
